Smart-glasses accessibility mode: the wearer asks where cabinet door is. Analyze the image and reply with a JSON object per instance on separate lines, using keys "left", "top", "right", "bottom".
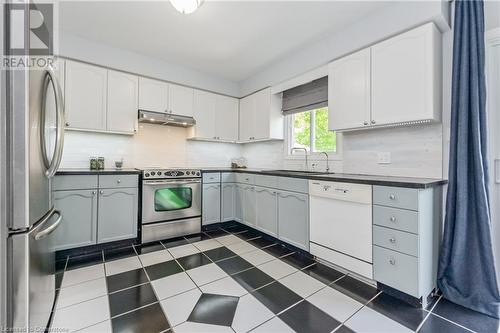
{"left": 97, "top": 188, "right": 138, "bottom": 243}
{"left": 193, "top": 90, "right": 216, "bottom": 139}
{"left": 235, "top": 184, "right": 244, "bottom": 223}
{"left": 65, "top": 60, "right": 107, "bottom": 130}
{"left": 221, "top": 183, "right": 235, "bottom": 222}
{"left": 371, "top": 24, "right": 436, "bottom": 125}
{"left": 53, "top": 190, "right": 97, "bottom": 251}
{"left": 107, "top": 70, "right": 138, "bottom": 133}
{"left": 243, "top": 186, "right": 256, "bottom": 226}
{"left": 278, "top": 191, "right": 309, "bottom": 250}
{"left": 138, "top": 77, "right": 169, "bottom": 112}
{"left": 202, "top": 184, "right": 221, "bottom": 225}
{"left": 169, "top": 84, "right": 194, "bottom": 117}
{"left": 215, "top": 95, "right": 239, "bottom": 141}
{"left": 328, "top": 49, "right": 371, "bottom": 131}
{"left": 253, "top": 88, "right": 271, "bottom": 140}
{"left": 255, "top": 187, "right": 278, "bottom": 237}
{"left": 239, "top": 95, "right": 255, "bottom": 141}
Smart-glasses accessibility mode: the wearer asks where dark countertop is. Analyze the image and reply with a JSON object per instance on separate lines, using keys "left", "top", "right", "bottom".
{"left": 201, "top": 168, "right": 447, "bottom": 189}
{"left": 56, "top": 168, "right": 141, "bottom": 175}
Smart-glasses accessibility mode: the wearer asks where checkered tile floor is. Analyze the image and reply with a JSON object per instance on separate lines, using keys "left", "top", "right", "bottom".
{"left": 52, "top": 222, "right": 499, "bottom": 333}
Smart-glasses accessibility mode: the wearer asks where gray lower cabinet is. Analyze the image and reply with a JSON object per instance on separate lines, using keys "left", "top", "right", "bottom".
{"left": 255, "top": 186, "right": 278, "bottom": 236}
{"left": 53, "top": 189, "right": 98, "bottom": 251}
{"left": 242, "top": 185, "right": 256, "bottom": 226}
{"left": 221, "top": 183, "right": 235, "bottom": 222}
{"left": 203, "top": 183, "right": 221, "bottom": 225}
{"left": 234, "top": 184, "right": 244, "bottom": 222}
{"left": 97, "top": 188, "right": 138, "bottom": 243}
{"left": 278, "top": 190, "right": 309, "bottom": 251}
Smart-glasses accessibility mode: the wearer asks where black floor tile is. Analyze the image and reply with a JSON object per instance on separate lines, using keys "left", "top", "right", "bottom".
{"left": 367, "top": 292, "right": 428, "bottom": 330}
{"left": 55, "top": 258, "right": 67, "bottom": 273}
{"left": 280, "top": 252, "right": 315, "bottom": 269}
{"left": 66, "top": 251, "right": 103, "bottom": 270}
{"left": 222, "top": 224, "right": 249, "bottom": 234}
{"left": 432, "top": 298, "right": 500, "bottom": 333}
{"left": 263, "top": 244, "right": 294, "bottom": 258}
{"left": 334, "top": 325, "right": 356, "bottom": 333}
{"left": 161, "top": 236, "right": 189, "bottom": 248}
{"left": 279, "top": 300, "right": 341, "bottom": 333}
{"left": 331, "top": 275, "right": 379, "bottom": 304}
{"left": 204, "top": 228, "right": 230, "bottom": 238}
{"left": 177, "top": 253, "right": 211, "bottom": 270}
{"left": 104, "top": 246, "right": 136, "bottom": 262}
{"left": 301, "top": 263, "right": 345, "bottom": 285}
{"left": 425, "top": 294, "right": 441, "bottom": 311}
{"left": 55, "top": 272, "right": 63, "bottom": 290}
{"left": 144, "top": 260, "right": 183, "bottom": 281}
{"left": 232, "top": 267, "right": 274, "bottom": 291}
{"left": 187, "top": 293, "right": 239, "bottom": 326}
{"left": 133, "top": 242, "right": 164, "bottom": 255}
{"left": 216, "top": 256, "right": 253, "bottom": 275}
{"left": 106, "top": 268, "right": 149, "bottom": 293}
{"left": 418, "top": 314, "right": 470, "bottom": 333}
{"left": 184, "top": 233, "right": 212, "bottom": 243}
{"left": 109, "top": 283, "right": 157, "bottom": 317}
{"left": 248, "top": 237, "right": 276, "bottom": 249}
{"left": 112, "top": 302, "right": 170, "bottom": 333}
{"left": 251, "top": 281, "right": 302, "bottom": 314}
{"left": 203, "top": 247, "right": 237, "bottom": 262}
{"left": 236, "top": 230, "right": 261, "bottom": 240}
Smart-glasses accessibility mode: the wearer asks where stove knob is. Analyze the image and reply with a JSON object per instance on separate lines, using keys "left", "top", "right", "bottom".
{"left": 186, "top": 171, "right": 191, "bottom": 175}
{"left": 157, "top": 171, "right": 162, "bottom": 176}
{"left": 196, "top": 171, "right": 200, "bottom": 176}
{"left": 144, "top": 173, "right": 150, "bottom": 177}
{"left": 151, "top": 171, "right": 156, "bottom": 176}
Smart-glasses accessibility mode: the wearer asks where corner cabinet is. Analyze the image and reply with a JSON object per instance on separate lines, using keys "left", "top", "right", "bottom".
{"left": 328, "top": 22, "right": 441, "bottom": 131}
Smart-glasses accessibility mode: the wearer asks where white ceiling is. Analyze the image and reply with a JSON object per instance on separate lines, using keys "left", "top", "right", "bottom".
{"left": 59, "top": 1, "right": 390, "bottom": 82}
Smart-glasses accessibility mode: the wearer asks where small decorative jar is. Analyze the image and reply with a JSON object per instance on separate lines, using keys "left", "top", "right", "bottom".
{"left": 97, "top": 157, "right": 105, "bottom": 170}
{"left": 89, "top": 157, "right": 98, "bottom": 170}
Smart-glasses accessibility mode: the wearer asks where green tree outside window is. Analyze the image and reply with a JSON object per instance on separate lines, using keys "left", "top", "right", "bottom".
{"left": 292, "top": 107, "right": 336, "bottom": 153}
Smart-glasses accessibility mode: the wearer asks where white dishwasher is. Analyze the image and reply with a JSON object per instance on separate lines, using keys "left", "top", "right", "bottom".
{"left": 309, "top": 180, "right": 373, "bottom": 279}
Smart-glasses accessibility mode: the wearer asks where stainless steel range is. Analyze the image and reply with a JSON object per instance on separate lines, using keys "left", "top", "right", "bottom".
{"left": 141, "top": 168, "right": 202, "bottom": 243}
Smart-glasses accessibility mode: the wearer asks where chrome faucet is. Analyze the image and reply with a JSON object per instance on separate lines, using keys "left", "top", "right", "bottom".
{"left": 319, "top": 152, "right": 330, "bottom": 173}
{"left": 291, "top": 147, "right": 308, "bottom": 171}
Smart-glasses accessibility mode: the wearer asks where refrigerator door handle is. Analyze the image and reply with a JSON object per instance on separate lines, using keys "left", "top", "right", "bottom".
{"left": 34, "top": 209, "right": 62, "bottom": 241}
{"left": 40, "top": 66, "right": 65, "bottom": 178}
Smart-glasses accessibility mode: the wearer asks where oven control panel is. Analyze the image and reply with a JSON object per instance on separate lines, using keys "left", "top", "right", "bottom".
{"left": 142, "top": 169, "right": 201, "bottom": 179}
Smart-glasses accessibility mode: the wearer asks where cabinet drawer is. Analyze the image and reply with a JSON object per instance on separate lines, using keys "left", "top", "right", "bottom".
{"left": 53, "top": 175, "right": 98, "bottom": 190}
{"left": 203, "top": 172, "right": 221, "bottom": 184}
{"left": 373, "top": 205, "right": 419, "bottom": 234}
{"left": 221, "top": 172, "right": 236, "bottom": 183}
{"left": 373, "top": 225, "right": 418, "bottom": 257}
{"left": 99, "top": 174, "right": 138, "bottom": 188}
{"left": 278, "top": 177, "right": 308, "bottom": 193}
{"left": 373, "top": 245, "right": 419, "bottom": 297}
{"left": 373, "top": 186, "right": 418, "bottom": 211}
{"left": 235, "top": 173, "right": 255, "bottom": 185}
{"left": 255, "top": 175, "right": 278, "bottom": 188}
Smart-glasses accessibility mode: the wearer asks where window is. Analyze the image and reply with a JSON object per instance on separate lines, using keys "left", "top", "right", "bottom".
{"left": 290, "top": 107, "right": 336, "bottom": 153}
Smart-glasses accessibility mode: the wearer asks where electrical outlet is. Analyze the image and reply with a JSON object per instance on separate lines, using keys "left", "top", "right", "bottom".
{"left": 378, "top": 152, "right": 391, "bottom": 164}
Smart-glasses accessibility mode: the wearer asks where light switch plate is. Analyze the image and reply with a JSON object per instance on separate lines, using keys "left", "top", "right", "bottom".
{"left": 378, "top": 152, "right": 391, "bottom": 164}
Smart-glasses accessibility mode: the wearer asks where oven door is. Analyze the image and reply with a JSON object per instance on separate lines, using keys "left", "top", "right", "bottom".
{"left": 142, "top": 179, "right": 201, "bottom": 224}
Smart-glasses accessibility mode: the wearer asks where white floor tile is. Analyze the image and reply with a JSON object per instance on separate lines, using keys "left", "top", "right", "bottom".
{"left": 104, "top": 256, "right": 142, "bottom": 276}
{"left": 51, "top": 296, "right": 109, "bottom": 332}
{"left": 61, "top": 264, "right": 105, "bottom": 288}
{"left": 200, "top": 276, "right": 248, "bottom": 297}
{"left": 192, "top": 239, "right": 222, "bottom": 252}
{"left": 168, "top": 243, "right": 200, "bottom": 258}
{"left": 251, "top": 317, "right": 295, "bottom": 333}
{"left": 239, "top": 249, "right": 276, "bottom": 266}
{"left": 226, "top": 241, "right": 259, "bottom": 255}
{"left": 174, "top": 322, "right": 234, "bottom": 333}
{"left": 151, "top": 272, "right": 197, "bottom": 300}
{"left": 307, "top": 286, "right": 364, "bottom": 322}
{"left": 216, "top": 234, "right": 244, "bottom": 246}
{"left": 187, "top": 263, "right": 228, "bottom": 286}
{"left": 345, "top": 307, "right": 413, "bottom": 333}
{"left": 160, "top": 288, "right": 202, "bottom": 327}
{"left": 57, "top": 278, "right": 107, "bottom": 309}
{"left": 258, "top": 259, "right": 297, "bottom": 280}
{"left": 76, "top": 320, "right": 112, "bottom": 333}
{"left": 138, "top": 249, "right": 174, "bottom": 267}
{"left": 232, "top": 294, "right": 274, "bottom": 333}
{"left": 279, "top": 271, "right": 326, "bottom": 298}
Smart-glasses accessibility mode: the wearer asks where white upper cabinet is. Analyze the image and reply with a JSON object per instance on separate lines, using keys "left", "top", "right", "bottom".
{"left": 239, "top": 94, "right": 255, "bottom": 141}
{"left": 215, "top": 95, "right": 239, "bottom": 141}
{"left": 328, "top": 48, "right": 371, "bottom": 131}
{"left": 328, "top": 23, "right": 441, "bottom": 131}
{"left": 192, "top": 90, "right": 216, "bottom": 139}
{"left": 169, "top": 84, "right": 194, "bottom": 117}
{"left": 371, "top": 23, "right": 441, "bottom": 126}
{"left": 107, "top": 70, "right": 138, "bottom": 134}
{"left": 65, "top": 60, "right": 107, "bottom": 131}
{"left": 138, "top": 77, "right": 169, "bottom": 113}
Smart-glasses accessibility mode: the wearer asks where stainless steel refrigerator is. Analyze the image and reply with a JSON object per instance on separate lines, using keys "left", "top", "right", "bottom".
{"left": 3, "top": 3, "right": 66, "bottom": 330}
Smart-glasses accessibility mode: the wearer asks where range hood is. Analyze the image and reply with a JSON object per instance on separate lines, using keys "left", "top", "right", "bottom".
{"left": 138, "top": 110, "right": 196, "bottom": 127}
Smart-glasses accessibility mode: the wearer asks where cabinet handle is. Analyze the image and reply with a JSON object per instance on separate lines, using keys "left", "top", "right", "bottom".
{"left": 390, "top": 216, "right": 397, "bottom": 222}
{"left": 323, "top": 185, "right": 331, "bottom": 191}
{"left": 371, "top": 120, "right": 376, "bottom": 124}
{"left": 92, "top": 191, "right": 96, "bottom": 195}
{"left": 389, "top": 237, "right": 396, "bottom": 244}
{"left": 65, "top": 122, "right": 70, "bottom": 127}
{"left": 363, "top": 121, "right": 368, "bottom": 125}
{"left": 389, "top": 258, "right": 396, "bottom": 265}
{"left": 389, "top": 194, "right": 396, "bottom": 200}
{"left": 117, "top": 179, "right": 121, "bottom": 184}
{"left": 99, "top": 190, "right": 104, "bottom": 195}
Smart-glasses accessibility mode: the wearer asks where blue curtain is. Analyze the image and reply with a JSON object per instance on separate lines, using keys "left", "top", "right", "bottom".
{"left": 438, "top": 0, "right": 500, "bottom": 319}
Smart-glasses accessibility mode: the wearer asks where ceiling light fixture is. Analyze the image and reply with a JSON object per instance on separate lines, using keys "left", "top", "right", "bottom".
{"left": 170, "top": 0, "right": 203, "bottom": 14}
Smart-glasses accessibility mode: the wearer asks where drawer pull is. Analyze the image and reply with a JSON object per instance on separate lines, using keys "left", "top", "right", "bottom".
{"left": 389, "top": 258, "right": 396, "bottom": 265}
{"left": 99, "top": 190, "right": 104, "bottom": 195}
{"left": 92, "top": 191, "right": 96, "bottom": 195}
{"left": 117, "top": 179, "right": 121, "bottom": 184}
{"left": 389, "top": 194, "right": 396, "bottom": 200}
{"left": 389, "top": 216, "right": 397, "bottom": 222}
{"left": 323, "top": 185, "right": 331, "bottom": 191}
{"left": 389, "top": 237, "right": 396, "bottom": 244}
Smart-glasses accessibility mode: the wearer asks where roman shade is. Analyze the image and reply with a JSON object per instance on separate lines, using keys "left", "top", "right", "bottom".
{"left": 281, "top": 76, "right": 328, "bottom": 115}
